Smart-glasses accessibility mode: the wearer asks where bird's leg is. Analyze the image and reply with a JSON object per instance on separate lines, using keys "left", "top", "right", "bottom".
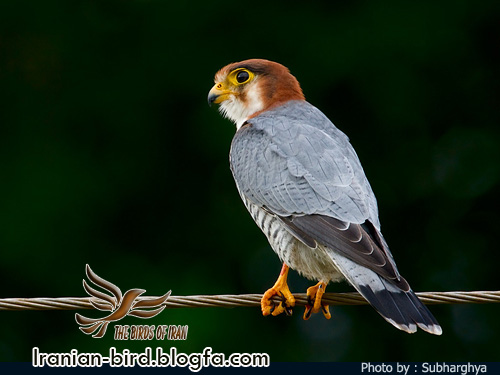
{"left": 303, "top": 281, "right": 331, "bottom": 320}
{"left": 261, "top": 264, "right": 295, "bottom": 316}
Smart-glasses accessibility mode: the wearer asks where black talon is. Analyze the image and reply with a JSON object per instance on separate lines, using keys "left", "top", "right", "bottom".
{"left": 304, "top": 306, "right": 313, "bottom": 320}
{"left": 279, "top": 292, "right": 292, "bottom": 312}
{"left": 321, "top": 304, "right": 328, "bottom": 315}
{"left": 307, "top": 295, "right": 314, "bottom": 306}
{"left": 279, "top": 291, "right": 286, "bottom": 302}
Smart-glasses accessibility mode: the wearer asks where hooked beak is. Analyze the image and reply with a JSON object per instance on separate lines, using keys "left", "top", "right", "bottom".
{"left": 207, "top": 83, "right": 232, "bottom": 106}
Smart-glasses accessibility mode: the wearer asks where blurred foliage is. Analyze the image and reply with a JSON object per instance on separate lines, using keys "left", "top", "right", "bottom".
{"left": 1, "top": 0, "right": 499, "bottom": 362}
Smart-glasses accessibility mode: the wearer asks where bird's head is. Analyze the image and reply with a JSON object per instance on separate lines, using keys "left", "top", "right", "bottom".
{"left": 208, "top": 59, "right": 305, "bottom": 129}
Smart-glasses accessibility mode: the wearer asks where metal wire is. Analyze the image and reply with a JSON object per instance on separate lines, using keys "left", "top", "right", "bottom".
{"left": 1, "top": 291, "right": 499, "bottom": 311}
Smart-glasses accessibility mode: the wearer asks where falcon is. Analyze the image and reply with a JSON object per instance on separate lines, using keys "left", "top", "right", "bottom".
{"left": 208, "top": 59, "right": 442, "bottom": 335}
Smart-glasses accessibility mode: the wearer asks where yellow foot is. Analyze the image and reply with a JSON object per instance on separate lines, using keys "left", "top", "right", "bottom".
{"left": 303, "top": 281, "right": 331, "bottom": 320}
{"left": 261, "top": 264, "right": 295, "bottom": 317}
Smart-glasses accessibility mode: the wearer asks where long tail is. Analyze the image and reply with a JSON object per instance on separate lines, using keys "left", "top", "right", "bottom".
{"left": 326, "top": 249, "right": 442, "bottom": 335}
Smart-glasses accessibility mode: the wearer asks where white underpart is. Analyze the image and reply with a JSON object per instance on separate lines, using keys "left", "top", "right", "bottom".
{"left": 218, "top": 80, "right": 264, "bottom": 130}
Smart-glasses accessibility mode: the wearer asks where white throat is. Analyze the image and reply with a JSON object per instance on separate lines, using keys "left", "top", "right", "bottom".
{"left": 218, "top": 81, "right": 264, "bottom": 130}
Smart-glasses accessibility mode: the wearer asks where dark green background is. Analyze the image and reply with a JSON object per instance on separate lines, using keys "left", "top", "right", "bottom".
{"left": 1, "top": 0, "right": 499, "bottom": 362}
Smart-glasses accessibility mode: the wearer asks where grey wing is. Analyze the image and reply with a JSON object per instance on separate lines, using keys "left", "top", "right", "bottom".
{"left": 230, "top": 109, "right": 441, "bottom": 334}
{"left": 231, "top": 116, "right": 376, "bottom": 224}
{"left": 230, "top": 116, "right": 401, "bottom": 282}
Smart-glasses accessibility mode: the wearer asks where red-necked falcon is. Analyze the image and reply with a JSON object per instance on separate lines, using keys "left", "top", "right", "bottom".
{"left": 208, "top": 59, "right": 442, "bottom": 335}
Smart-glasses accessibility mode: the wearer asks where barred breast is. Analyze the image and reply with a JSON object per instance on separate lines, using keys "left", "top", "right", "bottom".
{"left": 241, "top": 196, "right": 345, "bottom": 283}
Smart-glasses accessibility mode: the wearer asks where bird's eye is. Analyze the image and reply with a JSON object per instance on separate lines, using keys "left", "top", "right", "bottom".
{"left": 236, "top": 70, "right": 250, "bottom": 84}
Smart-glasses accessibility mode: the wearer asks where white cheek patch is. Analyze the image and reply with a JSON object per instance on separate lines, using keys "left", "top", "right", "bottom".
{"left": 218, "top": 81, "right": 264, "bottom": 130}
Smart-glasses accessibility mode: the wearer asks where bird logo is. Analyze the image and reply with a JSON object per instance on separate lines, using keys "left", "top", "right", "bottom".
{"left": 75, "top": 265, "right": 171, "bottom": 338}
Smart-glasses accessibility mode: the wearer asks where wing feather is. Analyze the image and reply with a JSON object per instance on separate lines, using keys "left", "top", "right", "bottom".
{"left": 281, "top": 214, "right": 406, "bottom": 287}
{"left": 230, "top": 101, "right": 401, "bottom": 284}
{"left": 231, "top": 102, "right": 375, "bottom": 225}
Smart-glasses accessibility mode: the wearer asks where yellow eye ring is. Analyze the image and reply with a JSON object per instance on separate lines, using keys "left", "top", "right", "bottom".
{"left": 229, "top": 68, "right": 254, "bottom": 85}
